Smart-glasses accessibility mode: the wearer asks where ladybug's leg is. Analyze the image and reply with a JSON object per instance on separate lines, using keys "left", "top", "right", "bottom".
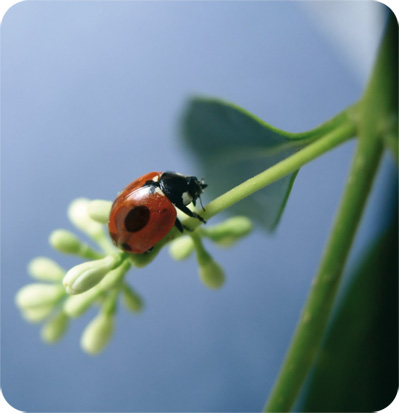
{"left": 174, "top": 217, "right": 193, "bottom": 232}
{"left": 175, "top": 204, "right": 207, "bottom": 224}
{"left": 174, "top": 218, "right": 184, "bottom": 233}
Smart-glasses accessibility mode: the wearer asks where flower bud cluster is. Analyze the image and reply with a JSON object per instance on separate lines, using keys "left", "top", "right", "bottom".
{"left": 15, "top": 257, "right": 69, "bottom": 342}
{"left": 15, "top": 198, "right": 142, "bottom": 355}
{"left": 16, "top": 196, "right": 253, "bottom": 355}
{"left": 169, "top": 216, "right": 253, "bottom": 289}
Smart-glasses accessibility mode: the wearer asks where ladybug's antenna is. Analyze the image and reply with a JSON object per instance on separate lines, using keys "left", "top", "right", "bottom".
{"left": 198, "top": 177, "right": 207, "bottom": 211}
{"left": 198, "top": 195, "right": 206, "bottom": 211}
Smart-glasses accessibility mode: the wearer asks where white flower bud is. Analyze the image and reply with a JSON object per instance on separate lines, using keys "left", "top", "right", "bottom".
{"left": 20, "top": 305, "right": 55, "bottom": 323}
{"left": 169, "top": 237, "right": 194, "bottom": 260}
{"left": 204, "top": 216, "right": 253, "bottom": 246}
{"left": 99, "top": 260, "right": 130, "bottom": 290}
{"left": 28, "top": 257, "right": 65, "bottom": 282}
{"left": 68, "top": 198, "right": 104, "bottom": 238}
{"left": 41, "top": 311, "right": 69, "bottom": 343}
{"left": 15, "top": 283, "right": 65, "bottom": 310}
{"left": 199, "top": 259, "right": 225, "bottom": 289}
{"left": 81, "top": 312, "right": 114, "bottom": 355}
{"left": 88, "top": 200, "right": 112, "bottom": 224}
{"left": 49, "top": 229, "right": 83, "bottom": 254}
{"left": 63, "top": 255, "right": 121, "bottom": 295}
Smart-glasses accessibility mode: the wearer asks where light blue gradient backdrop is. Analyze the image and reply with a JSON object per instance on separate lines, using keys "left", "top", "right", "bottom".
{"left": 1, "top": 1, "right": 395, "bottom": 411}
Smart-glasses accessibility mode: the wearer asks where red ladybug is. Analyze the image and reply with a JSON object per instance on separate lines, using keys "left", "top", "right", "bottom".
{"left": 108, "top": 171, "right": 207, "bottom": 254}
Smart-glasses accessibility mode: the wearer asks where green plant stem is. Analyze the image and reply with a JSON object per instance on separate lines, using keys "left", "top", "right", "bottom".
{"left": 264, "top": 14, "right": 396, "bottom": 412}
{"left": 94, "top": 232, "right": 117, "bottom": 255}
{"left": 189, "top": 231, "right": 210, "bottom": 264}
{"left": 201, "top": 120, "right": 356, "bottom": 221}
{"left": 263, "top": 128, "right": 383, "bottom": 413}
{"left": 80, "top": 245, "right": 104, "bottom": 260}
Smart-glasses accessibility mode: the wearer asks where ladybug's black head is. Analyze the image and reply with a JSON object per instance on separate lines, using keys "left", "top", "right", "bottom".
{"left": 186, "top": 176, "right": 207, "bottom": 205}
{"left": 159, "top": 171, "right": 207, "bottom": 208}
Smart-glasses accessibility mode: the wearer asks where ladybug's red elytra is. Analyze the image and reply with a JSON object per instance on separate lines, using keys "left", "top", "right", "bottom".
{"left": 108, "top": 171, "right": 207, "bottom": 254}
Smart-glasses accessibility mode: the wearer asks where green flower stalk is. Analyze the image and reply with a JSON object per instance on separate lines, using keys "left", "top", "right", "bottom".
{"left": 80, "top": 291, "right": 118, "bottom": 355}
{"left": 64, "top": 286, "right": 103, "bottom": 318}
{"left": 63, "top": 254, "right": 122, "bottom": 295}
{"left": 99, "top": 260, "right": 131, "bottom": 290}
{"left": 191, "top": 232, "right": 225, "bottom": 289}
{"left": 41, "top": 311, "right": 69, "bottom": 343}
{"left": 169, "top": 236, "right": 195, "bottom": 260}
{"left": 122, "top": 284, "right": 143, "bottom": 313}
{"left": 20, "top": 304, "right": 56, "bottom": 323}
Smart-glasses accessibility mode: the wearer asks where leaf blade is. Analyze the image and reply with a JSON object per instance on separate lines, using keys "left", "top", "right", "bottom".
{"left": 182, "top": 97, "right": 353, "bottom": 230}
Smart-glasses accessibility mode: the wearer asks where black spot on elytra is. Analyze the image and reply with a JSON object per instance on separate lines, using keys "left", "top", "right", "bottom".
{"left": 124, "top": 206, "right": 150, "bottom": 232}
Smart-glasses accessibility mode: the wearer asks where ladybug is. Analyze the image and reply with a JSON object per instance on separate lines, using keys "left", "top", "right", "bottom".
{"left": 108, "top": 171, "right": 207, "bottom": 254}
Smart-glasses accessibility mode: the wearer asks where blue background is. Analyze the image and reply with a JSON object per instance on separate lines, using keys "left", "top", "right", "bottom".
{"left": 1, "top": 1, "right": 395, "bottom": 411}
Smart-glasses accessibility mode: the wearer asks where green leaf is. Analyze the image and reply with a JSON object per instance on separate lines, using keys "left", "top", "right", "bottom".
{"left": 182, "top": 97, "right": 352, "bottom": 230}
{"left": 299, "top": 215, "right": 398, "bottom": 411}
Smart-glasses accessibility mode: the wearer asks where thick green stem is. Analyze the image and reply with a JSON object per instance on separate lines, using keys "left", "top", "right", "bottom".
{"left": 264, "top": 126, "right": 383, "bottom": 413}
{"left": 202, "top": 120, "right": 356, "bottom": 221}
{"left": 264, "top": 14, "right": 396, "bottom": 412}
